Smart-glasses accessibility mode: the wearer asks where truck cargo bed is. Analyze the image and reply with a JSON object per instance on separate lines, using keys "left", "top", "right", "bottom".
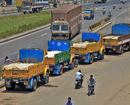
{"left": 45, "top": 51, "right": 61, "bottom": 58}
{"left": 73, "top": 41, "right": 96, "bottom": 48}
{"left": 2, "top": 63, "right": 34, "bottom": 70}
{"left": 102, "top": 35, "right": 120, "bottom": 39}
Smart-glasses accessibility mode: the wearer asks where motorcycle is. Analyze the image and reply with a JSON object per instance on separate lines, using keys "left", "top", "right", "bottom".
{"left": 113, "top": 5, "right": 116, "bottom": 9}
{"left": 102, "top": 11, "right": 106, "bottom": 15}
{"left": 74, "top": 74, "right": 84, "bottom": 89}
{"left": 88, "top": 83, "right": 95, "bottom": 96}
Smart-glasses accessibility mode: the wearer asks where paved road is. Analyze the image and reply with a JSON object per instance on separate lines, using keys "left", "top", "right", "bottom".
{"left": 0, "top": 1, "right": 130, "bottom": 105}
{"left": 0, "top": 1, "right": 129, "bottom": 68}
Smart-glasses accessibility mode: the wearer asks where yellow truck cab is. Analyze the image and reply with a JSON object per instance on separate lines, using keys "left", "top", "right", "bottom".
{"left": 2, "top": 48, "right": 49, "bottom": 91}
{"left": 71, "top": 33, "right": 105, "bottom": 64}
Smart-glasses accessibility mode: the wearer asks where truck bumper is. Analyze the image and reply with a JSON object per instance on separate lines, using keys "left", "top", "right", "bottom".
{"left": 52, "top": 34, "right": 69, "bottom": 40}
{"left": 105, "top": 46, "right": 118, "bottom": 52}
{"left": 79, "top": 54, "right": 90, "bottom": 63}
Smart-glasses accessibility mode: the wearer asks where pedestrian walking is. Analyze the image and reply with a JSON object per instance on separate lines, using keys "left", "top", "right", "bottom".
{"left": 65, "top": 97, "right": 74, "bottom": 105}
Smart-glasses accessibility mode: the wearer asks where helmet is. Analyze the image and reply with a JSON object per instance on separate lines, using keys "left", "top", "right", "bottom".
{"left": 79, "top": 70, "right": 81, "bottom": 72}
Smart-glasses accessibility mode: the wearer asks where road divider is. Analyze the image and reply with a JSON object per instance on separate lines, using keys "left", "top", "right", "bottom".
{"left": 89, "top": 17, "right": 110, "bottom": 32}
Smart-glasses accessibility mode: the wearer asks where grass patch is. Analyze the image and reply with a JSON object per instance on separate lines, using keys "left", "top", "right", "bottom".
{"left": 0, "top": 11, "right": 51, "bottom": 39}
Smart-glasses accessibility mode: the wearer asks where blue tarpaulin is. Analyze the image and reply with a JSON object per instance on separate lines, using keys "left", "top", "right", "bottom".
{"left": 19, "top": 49, "right": 44, "bottom": 62}
{"left": 48, "top": 41, "right": 70, "bottom": 51}
{"left": 82, "top": 33, "right": 100, "bottom": 42}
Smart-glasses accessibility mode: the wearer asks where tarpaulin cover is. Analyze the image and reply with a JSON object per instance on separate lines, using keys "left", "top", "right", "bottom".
{"left": 112, "top": 24, "right": 130, "bottom": 35}
{"left": 82, "top": 33, "right": 100, "bottom": 42}
{"left": 48, "top": 41, "right": 70, "bottom": 51}
{"left": 19, "top": 49, "right": 44, "bottom": 62}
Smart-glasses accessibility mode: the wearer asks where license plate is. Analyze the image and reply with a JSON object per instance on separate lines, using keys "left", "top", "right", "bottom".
{"left": 113, "top": 48, "right": 116, "bottom": 51}
{"left": 24, "top": 82, "right": 28, "bottom": 85}
{"left": 49, "top": 68, "right": 53, "bottom": 71}
{"left": 6, "top": 81, "right": 10, "bottom": 85}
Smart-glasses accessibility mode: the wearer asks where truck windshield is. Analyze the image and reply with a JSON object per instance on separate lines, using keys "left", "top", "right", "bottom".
{"left": 85, "top": 11, "right": 91, "bottom": 14}
{"left": 53, "top": 25, "right": 59, "bottom": 31}
{"left": 61, "top": 25, "right": 68, "bottom": 31}
{"left": 22, "top": 2, "right": 30, "bottom": 7}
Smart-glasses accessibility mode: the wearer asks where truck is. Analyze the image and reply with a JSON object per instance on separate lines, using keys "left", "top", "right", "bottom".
{"left": 50, "top": 4, "right": 82, "bottom": 40}
{"left": 102, "top": 23, "right": 130, "bottom": 54}
{"left": 22, "top": 0, "right": 44, "bottom": 14}
{"left": 45, "top": 41, "right": 75, "bottom": 75}
{"left": 83, "top": 8, "right": 95, "bottom": 20}
{"left": 94, "top": 0, "right": 107, "bottom": 3}
{"left": 71, "top": 33, "right": 105, "bottom": 64}
{"left": 2, "top": 48, "right": 50, "bottom": 91}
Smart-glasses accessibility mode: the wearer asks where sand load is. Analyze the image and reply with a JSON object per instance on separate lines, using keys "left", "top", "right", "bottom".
{"left": 45, "top": 51, "right": 62, "bottom": 58}
{"left": 2, "top": 63, "right": 34, "bottom": 70}
{"left": 72, "top": 41, "right": 96, "bottom": 48}
{"left": 103, "top": 36, "right": 120, "bottom": 39}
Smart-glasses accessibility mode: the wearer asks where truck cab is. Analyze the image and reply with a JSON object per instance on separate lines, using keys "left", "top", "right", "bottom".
{"left": 83, "top": 9, "right": 95, "bottom": 20}
{"left": 51, "top": 18, "right": 70, "bottom": 40}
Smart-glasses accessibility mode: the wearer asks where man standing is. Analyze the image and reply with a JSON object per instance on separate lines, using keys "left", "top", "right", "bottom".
{"left": 65, "top": 97, "right": 74, "bottom": 105}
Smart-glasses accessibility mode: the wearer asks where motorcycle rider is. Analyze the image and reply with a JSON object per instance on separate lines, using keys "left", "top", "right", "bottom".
{"left": 102, "top": 8, "right": 106, "bottom": 15}
{"left": 108, "top": 11, "right": 112, "bottom": 20}
{"left": 75, "top": 70, "right": 83, "bottom": 86}
{"left": 87, "top": 75, "right": 96, "bottom": 92}
{"left": 113, "top": 3, "right": 116, "bottom": 9}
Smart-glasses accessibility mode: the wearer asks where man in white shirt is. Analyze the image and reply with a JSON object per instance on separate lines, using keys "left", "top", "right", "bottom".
{"left": 75, "top": 70, "right": 83, "bottom": 85}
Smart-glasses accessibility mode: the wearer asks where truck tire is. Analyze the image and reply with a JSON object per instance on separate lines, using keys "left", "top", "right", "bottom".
{"left": 100, "top": 50, "right": 104, "bottom": 60}
{"left": 69, "top": 34, "right": 71, "bottom": 40}
{"left": 31, "top": 79, "right": 37, "bottom": 91}
{"left": 105, "top": 49, "right": 109, "bottom": 54}
{"left": 59, "top": 65, "right": 63, "bottom": 75}
{"left": 43, "top": 72, "right": 49, "bottom": 84}
{"left": 23, "top": 12, "right": 26, "bottom": 14}
{"left": 6, "top": 87, "right": 11, "bottom": 90}
{"left": 11, "top": 82, "right": 15, "bottom": 90}
{"left": 89, "top": 54, "right": 93, "bottom": 64}
{"left": 120, "top": 46, "right": 124, "bottom": 54}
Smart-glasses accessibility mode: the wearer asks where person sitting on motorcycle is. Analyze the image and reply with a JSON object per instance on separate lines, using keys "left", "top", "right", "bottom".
{"left": 108, "top": 11, "right": 112, "bottom": 19}
{"left": 102, "top": 8, "right": 106, "bottom": 15}
{"left": 113, "top": 3, "right": 116, "bottom": 9}
{"left": 75, "top": 70, "right": 83, "bottom": 85}
{"left": 87, "top": 75, "right": 96, "bottom": 92}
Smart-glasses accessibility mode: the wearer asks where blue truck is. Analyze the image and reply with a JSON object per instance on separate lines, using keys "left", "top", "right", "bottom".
{"left": 71, "top": 33, "right": 105, "bottom": 64}
{"left": 45, "top": 41, "right": 75, "bottom": 75}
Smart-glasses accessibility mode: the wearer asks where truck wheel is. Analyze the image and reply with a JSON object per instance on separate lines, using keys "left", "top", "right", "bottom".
{"left": 69, "top": 34, "right": 71, "bottom": 40}
{"left": 43, "top": 72, "right": 49, "bottom": 84}
{"left": 11, "top": 82, "right": 15, "bottom": 90}
{"left": 23, "top": 12, "right": 26, "bottom": 14}
{"left": 59, "top": 65, "right": 63, "bottom": 75}
{"left": 120, "top": 46, "right": 124, "bottom": 54}
{"left": 89, "top": 54, "right": 93, "bottom": 64}
{"left": 6, "top": 87, "right": 11, "bottom": 90}
{"left": 32, "top": 79, "right": 37, "bottom": 91}
{"left": 105, "top": 49, "right": 109, "bottom": 54}
{"left": 100, "top": 50, "right": 104, "bottom": 60}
